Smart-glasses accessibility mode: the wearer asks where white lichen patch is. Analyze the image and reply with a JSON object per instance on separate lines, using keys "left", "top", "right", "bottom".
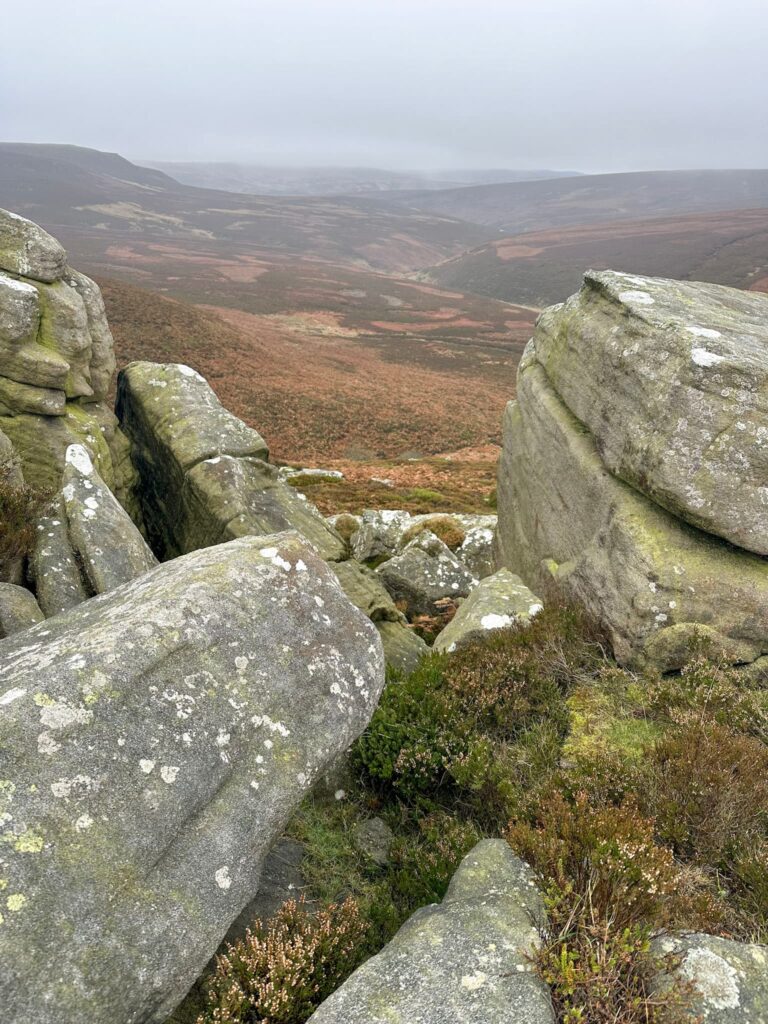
{"left": 460, "top": 971, "right": 488, "bottom": 991}
{"left": 679, "top": 947, "right": 740, "bottom": 1010}
{"left": 139, "top": 759, "right": 156, "bottom": 775}
{"left": 160, "top": 766, "right": 179, "bottom": 785}
{"left": 0, "top": 687, "right": 27, "bottom": 707}
{"left": 691, "top": 347, "right": 725, "bottom": 368}
{"left": 214, "top": 866, "right": 231, "bottom": 890}
{"left": 480, "top": 613, "right": 513, "bottom": 630}
{"left": 74, "top": 814, "right": 94, "bottom": 832}
{"left": 686, "top": 324, "right": 722, "bottom": 339}
{"left": 619, "top": 290, "right": 654, "bottom": 305}
{"left": 65, "top": 444, "right": 94, "bottom": 476}
{"left": 38, "top": 700, "right": 93, "bottom": 732}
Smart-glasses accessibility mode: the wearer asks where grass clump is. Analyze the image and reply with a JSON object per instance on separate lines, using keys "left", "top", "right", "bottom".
{"left": 197, "top": 897, "right": 365, "bottom": 1024}
{"left": 400, "top": 515, "right": 466, "bottom": 551}
{"left": 0, "top": 472, "right": 51, "bottom": 580}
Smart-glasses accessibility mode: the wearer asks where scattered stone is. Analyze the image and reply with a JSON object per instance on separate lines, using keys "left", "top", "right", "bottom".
{"left": 535, "top": 270, "right": 768, "bottom": 556}
{"left": 495, "top": 335, "right": 768, "bottom": 670}
{"left": 378, "top": 530, "right": 477, "bottom": 619}
{"left": 332, "top": 559, "right": 404, "bottom": 622}
{"left": 0, "top": 583, "right": 43, "bottom": 638}
{"left": 278, "top": 466, "right": 344, "bottom": 482}
{"left": 0, "top": 531, "right": 385, "bottom": 1024}
{"left": 457, "top": 523, "right": 496, "bottom": 579}
{"left": 352, "top": 817, "right": 394, "bottom": 867}
{"left": 434, "top": 569, "right": 543, "bottom": 653}
{"left": 375, "top": 620, "right": 430, "bottom": 675}
{"left": 117, "top": 362, "right": 344, "bottom": 561}
{"left": 651, "top": 932, "right": 768, "bottom": 1023}
{"left": 307, "top": 839, "right": 553, "bottom": 1024}
{"left": 351, "top": 509, "right": 413, "bottom": 563}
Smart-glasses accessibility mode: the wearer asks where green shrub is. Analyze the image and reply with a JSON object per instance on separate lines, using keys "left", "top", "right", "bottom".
{"left": 197, "top": 897, "right": 366, "bottom": 1024}
{"left": 388, "top": 811, "right": 482, "bottom": 909}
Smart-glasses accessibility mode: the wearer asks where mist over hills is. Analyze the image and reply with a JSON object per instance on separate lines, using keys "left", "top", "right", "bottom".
{"left": 142, "top": 162, "right": 578, "bottom": 197}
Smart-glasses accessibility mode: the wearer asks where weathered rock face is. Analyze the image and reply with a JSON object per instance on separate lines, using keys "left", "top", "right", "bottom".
{"left": 0, "top": 209, "right": 133, "bottom": 500}
{"left": 117, "top": 361, "right": 345, "bottom": 561}
{"left": 0, "top": 583, "right": 43, "bottom": 638}
{"left": 0, "top": 532, "right": 385, "bottom": 1024}
{"left": 434, "top": 569, "right": 543, "bottom": 654}
{"left": 378, "top": 530, "right": 478, "bottom": 619}
{"left": 332, "top": 559, "right": 404, "bottom": 623}
{"left": 536, "top": 271, "right": 768, "bottom": 556}
{"left": 308, "top": 839, "right": 553, "bottom": 1024}
{"left": 495, "top": 275, "right": 768, "bottom": 670}
{"left": 651, "top": 933, "right": 768, "bottom": 1023}
{"left": 29, "top": 444, "right": 157, "bottom": 616}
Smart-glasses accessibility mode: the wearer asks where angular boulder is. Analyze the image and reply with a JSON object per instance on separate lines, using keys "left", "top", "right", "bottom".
{"left": 535, "top": 271, "right": 768, "bottom": 556}
{"left": 651, "top": 933, "right": 768, "bottom": 1023}
{"left": 434, "top": 569, "right": 543, "bottom": 653}
{"left": 0, "top": 208, "right": 66, "bottom": 283}
{"left": 456, "top": 521, "right": 496, "bottom": 579}
{"left": 0, "top": 532, "right": 384, "bottom": 1024}
{"left": 351, "top": 509, "right": 414, "bottom": 563}
{"left": 308, "top": 839, "right": 553, "bottom": 1024}
{"left": 378, "top": 530, "right": 477, "bottom": 619}
{"left": 116, "top": 361, "right": 344, "bottom": 561}
{"left": 30, "top": 445, "right": 156, "bottom": 615}
{"left": 495, "top": 341, "right": 768, "bottom": 671}
{"left": 0, "top": 583, "right": 43, "bottom": 638}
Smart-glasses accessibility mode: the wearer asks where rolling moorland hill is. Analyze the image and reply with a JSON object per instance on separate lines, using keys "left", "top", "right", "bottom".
{"left": 379, "top": 168, "right": 768, "bottom": 233}
{"left": 142, "top": 162, "right": 577, "bottom": 196}
{"left": 423, "top": 206, "right": 768, "bottom": 306}
{"left": 0, "top": 143, "right": 494, "bottom": 273}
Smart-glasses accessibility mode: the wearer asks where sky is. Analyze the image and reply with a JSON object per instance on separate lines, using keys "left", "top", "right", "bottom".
{"left": 1, "top": 0, "right": 767, "bottom": 172}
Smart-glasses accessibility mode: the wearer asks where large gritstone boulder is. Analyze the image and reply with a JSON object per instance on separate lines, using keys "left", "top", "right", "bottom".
{"left": 495, "top": 274, "right": 768, "bottom": 671}
{"left": 434, "top": 569, "right": 543, "bottom": 654}
{"left": 29, "top": 444, "right": 157, "bottom": 616}
{"left": 0, "top": 209, "right": 134, "bottom": 502}
{"left": 0, "top": 532, "right": 385, "bottom": 1024}
{"left": 535, "top": 271, "right": 768, "bottom": 556}
{"left": 651, "top": 933, "right": 768, "bottom": 1023}
{"left": 116, "top": 361, "right": 345, "bottom": 561}
{"left": 308, "top": 839, "right": 553, "bottom": 1024}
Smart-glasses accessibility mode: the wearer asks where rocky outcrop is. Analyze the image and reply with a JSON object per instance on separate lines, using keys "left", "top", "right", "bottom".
{"left": 535, "top": 271, "right": 768, "bottom": 556}
{"left": 651, "top": 933, "right": 768, "bottom": 1022}
{"left": 378, "top": 530, "right": 477, "bottom": 619}
{"left": 30, "top": 444, "right": 156, "bottom": 616}
{"left": 0, "top": 532, "right": 385, "bottom": 1024}
{"left": 117, "top": 361, "right": 345, "bottom": 561}
{"left": 434, "top": 569, "right": 543, "bottom": 653}
{"left": 0, "top": 583, "right": 43, "bottom": 637}
{"left": 343, "top": 509, "right": 496, "bottom": 572}
{"left": 308, "top": 839, "right": 553, "bottom": 1024}
{"left": 0, "top": 209, "right": 134, "bottom": 501}
{"left": 495, "top": 272, "right": 768, "bottom": 670}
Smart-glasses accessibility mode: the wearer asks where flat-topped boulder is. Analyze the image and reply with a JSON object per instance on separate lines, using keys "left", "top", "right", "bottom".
{"left": 535, "top": 270, "right": 768, "bottom": 555}
{"left": 117, "top": 362, "right": 345, "bottom": 560}
{"left": 0, "top": 532, "right": 384, "bottom": 1024}
{"left": 495, "top": 349, "right": 768, "bottom": 670}
{"left": 0, "top": 208, "right": 66, "bottom": 283}
{"left": 308, "top": 839, "right": 553, "bottom": 1024}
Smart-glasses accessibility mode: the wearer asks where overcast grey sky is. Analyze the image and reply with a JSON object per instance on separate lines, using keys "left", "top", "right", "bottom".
{"left": 2, "top": 0, "right": 766, "bottom": 171}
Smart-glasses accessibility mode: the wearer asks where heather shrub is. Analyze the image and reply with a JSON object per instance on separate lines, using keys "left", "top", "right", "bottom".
{"left": 388, "top": 811, "right": 481, "bottom": 909}
{"left": 330, "top": 513, "right": 359, "bottom": 546}
{"left": 355, "top": 603, "right": 606, "bottom": 813}
{"left": 197, "top": 897, "right": 366, "bottom": 1024}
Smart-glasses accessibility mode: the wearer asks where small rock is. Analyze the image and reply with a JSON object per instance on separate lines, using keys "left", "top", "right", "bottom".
{"left": 377, "top": 530, "right": 477, "bottom": 619}
{"left": 352, "top": 817, "right": 394, "bottom": 867}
